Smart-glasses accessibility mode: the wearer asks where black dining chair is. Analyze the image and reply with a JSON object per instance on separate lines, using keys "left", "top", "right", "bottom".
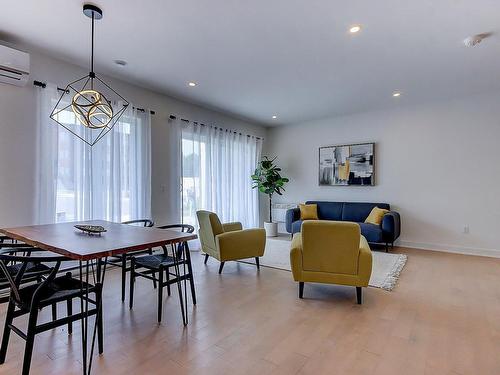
{"left": 101, "top": 219, "right": 155, "bottom": 301}
{"left": 0, "top": 236, "right": 12, "bottom": 244}
{"left": 129, "top": 224, "right": 196, "bottom": 324}
{"left": 0, "top": 242, "right": 52, "bottom": 305}
{"left": 0, "top": 248, "right": 104, "bottom": 375}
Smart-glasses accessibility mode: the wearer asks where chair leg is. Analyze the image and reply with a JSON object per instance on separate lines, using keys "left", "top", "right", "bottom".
{"left": 96, "top": 287, "right": 104, "bottom": 354}
{"left": 185, "top": 247, "right": 197, "bottom": 305}
{"left": 0, "top": 300, "right": 15, "bottom": 364}
{"left": 129, "top": 258, "right": 135, "bottom": 310}
{"left": 356, "top": 287, "right": 362, "bottom": 304}
{"left": 51, "top": 303, "right": 57, "bottom": 321}
{"left": 22, "top": 308, "right": 39, "bottom": 375}
{"left": 121, "top": 255, "right": 127, "bottom": 302}
{"left": 299, "top": 282, "right": 304, "bottom": 299}
{"left": 66, "top": 300, "right": 73, "bottom": 334}
{"left": 158, "top": 266, "right": 164, "bottom": 323}
{"left": 166, "top": 269, "right": 171, "bottom": 296}
{"left": 96, "top": 260, "right": 101, "bottom": 281}
{"left": 255, "top": 257, "right": 260, "bottom": 270}
{"left": 218, "top": 262, "right": 225, "bottom": 274}
{"left": 152, "top": 272, "right": 157, "bottom": 289}
{"left": 204, "top": 254, "right": 209, "bottom": 264}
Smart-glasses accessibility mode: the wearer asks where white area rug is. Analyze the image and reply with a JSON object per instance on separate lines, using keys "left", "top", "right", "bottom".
{"left": 242, "top": 236, "right": 407, "bottom": 291}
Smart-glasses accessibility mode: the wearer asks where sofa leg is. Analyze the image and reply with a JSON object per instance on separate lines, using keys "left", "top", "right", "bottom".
{"left": 391, "top": 242, "right": 394, "bottom": 249}
{"left": 356, "top": 287, "right": 362, "bottom": 304}
{"left": 204, "top": 254, "right": 209, "bottom": 264}
{"left": 255, "top": 257, "right": 260, "bottom": 270}
{"left": 299, "top": 282, "right": 304, "bottom": 299}
{"left": 385, "top": 243, "right": 389, "bottom": 252}
{"left": 218, "top": 262, "right": 225, "bottom": 274}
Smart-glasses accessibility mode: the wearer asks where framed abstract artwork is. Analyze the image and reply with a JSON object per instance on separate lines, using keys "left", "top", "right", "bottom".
{"left": 319, "top": 142, "right": 375, "bottom": 186}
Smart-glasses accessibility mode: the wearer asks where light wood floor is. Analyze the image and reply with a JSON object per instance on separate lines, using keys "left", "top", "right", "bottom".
{"left": 0, "top": 247, "right": 499, "bottom": 375}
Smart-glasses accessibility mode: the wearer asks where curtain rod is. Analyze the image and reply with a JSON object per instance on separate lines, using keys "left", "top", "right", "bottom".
{"left": 33, "top": 80, "right": 156, "bottom": 115}
{"left": 169, "top": 114, "right": 263, "bottom": 140}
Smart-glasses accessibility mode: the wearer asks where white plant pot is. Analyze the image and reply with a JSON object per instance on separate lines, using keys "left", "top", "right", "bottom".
{"left": 264, "top": 222, "right": 278, "bottom": 237}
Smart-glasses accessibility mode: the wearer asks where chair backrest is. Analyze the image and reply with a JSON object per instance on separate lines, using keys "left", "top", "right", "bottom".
{"left": 196, "top": 210, "right": 223, "bottom": 253}
{"left": 122, "top": 219, "right": 155, "bottom": 227}
{"left": 301, "top": 220, "right": 361, "bottom": 275}
{"left": 157, "top": 224, "right": 195, "bottom": 233}
{"left": 0, "top": 249, "right": 68, "bottom": 306}
{"left": 157, "top": 224, "right": 195, "bottom": 258}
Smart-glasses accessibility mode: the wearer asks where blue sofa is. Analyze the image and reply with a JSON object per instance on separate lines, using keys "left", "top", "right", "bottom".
{"left": 285, "top": 201, "right": 401, "bottom": 251}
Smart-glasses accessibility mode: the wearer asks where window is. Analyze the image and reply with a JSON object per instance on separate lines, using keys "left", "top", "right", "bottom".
{"left": 37, "top": 85, "right": 151, "bottom": 224}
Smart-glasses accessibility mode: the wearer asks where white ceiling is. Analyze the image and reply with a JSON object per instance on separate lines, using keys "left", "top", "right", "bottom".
{"left": 2, "top": 0, "right": 500, "bottom": 126}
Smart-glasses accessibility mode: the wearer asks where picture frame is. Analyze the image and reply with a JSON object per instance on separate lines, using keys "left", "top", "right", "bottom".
{"left": 319, "top": 142, "right": 375, "bottom": 186}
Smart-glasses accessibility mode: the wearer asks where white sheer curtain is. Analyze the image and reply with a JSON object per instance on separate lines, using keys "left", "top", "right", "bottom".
{"left": 179, "top": 119, "right": 262, "bottom": 229}
{"left": 36, "top": 84, "right": 151, "bottom": 224}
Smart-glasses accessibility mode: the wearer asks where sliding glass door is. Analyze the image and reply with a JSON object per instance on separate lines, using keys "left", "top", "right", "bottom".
{"left": 180, "top": 122, "right": 262, "bottom": 229}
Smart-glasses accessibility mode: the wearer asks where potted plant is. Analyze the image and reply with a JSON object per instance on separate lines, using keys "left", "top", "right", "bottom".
{"left": 251, "top": 156, "right": 289, "bottom": 237}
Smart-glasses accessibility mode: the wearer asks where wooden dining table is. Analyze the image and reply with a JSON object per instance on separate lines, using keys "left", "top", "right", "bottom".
{"left": 0, "top": 220, "right": 197, "bottom": 375}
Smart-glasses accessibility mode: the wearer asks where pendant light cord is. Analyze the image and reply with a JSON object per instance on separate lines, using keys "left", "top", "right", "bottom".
{"left": 91, "top": 12, "right": 94, "bottom": 74}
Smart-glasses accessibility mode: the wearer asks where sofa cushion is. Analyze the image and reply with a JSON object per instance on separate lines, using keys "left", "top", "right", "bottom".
{"left": 365, "top": 207, "right": 389, "bottom": 225}
{"left": 342, "top": 202, "right": 390, "bottom": 223}
{"left": 358, "top": 223, "right": 384, "bottom": 243}
{"left": 306, "top": 201, "right": 343, "bottom": 221}
{"left": 299, "top": 204, "right": 318, "bottom": 220}
{"left": 291, "top": 220, "right": 303, "bottom": 234}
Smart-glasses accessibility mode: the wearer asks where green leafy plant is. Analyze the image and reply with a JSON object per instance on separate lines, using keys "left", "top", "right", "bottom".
{"left": 251, "top": 156, "right": 289, "bottom": 223}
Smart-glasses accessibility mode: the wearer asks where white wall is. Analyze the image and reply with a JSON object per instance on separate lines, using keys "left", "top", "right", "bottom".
{"left": 265, "top": 93, "right": 500, "bottom": 257}
{"left": 0, "top": 49, "right": 267, "bottom": 228}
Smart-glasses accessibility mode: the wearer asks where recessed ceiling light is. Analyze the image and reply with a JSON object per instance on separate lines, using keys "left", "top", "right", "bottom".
{"left": 349, "top": 25, "right": 361, "bottom": 33}
{"left": 114, "top": 59, "right": 127, "bottom": 66}
{"left": 272, "top": 115, "right": 277, "bottom": 119}
{"left": 392, "top": 91, "right": 401, "bottom": 97}
{"left": 188, "top": 82, "right": 197, "bottom": 87}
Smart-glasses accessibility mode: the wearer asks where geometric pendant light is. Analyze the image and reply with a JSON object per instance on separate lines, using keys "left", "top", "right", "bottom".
{"left": 50, "top": 4, "right": 129, "bottom": 146}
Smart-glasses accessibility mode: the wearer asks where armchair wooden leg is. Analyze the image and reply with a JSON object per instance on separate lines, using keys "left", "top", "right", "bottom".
{"left": 255, "top": 257, "right": 260, "bottom": 270}
{"left": 218, "top": 262, "right": 225, "bottom": 274}
{"left": 204, "top": 254, "right": 209, "bottom": 264}
{"left": 356, "top": 287, "right": 362, "bottom": 304}
{"left": 299, "top": 282, "right": 304, "bottom": 299}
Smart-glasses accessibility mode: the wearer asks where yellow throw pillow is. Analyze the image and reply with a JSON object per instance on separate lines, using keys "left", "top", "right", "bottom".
{"left": 365, "top": 207, "right": 389, "bottom": 225}
{"left": 299, "top": 204, "right": 318, "bottom": 220}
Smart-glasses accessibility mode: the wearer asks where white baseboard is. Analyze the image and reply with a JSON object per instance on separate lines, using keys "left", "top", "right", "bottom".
{"left": 397, "top": 240, "right": 500, "bottom": 259}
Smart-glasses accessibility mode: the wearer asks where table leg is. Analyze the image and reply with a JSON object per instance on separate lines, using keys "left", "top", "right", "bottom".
{"left": 171, "top": 243, "right": 187, "bottom": 326}
{"left": 78, "top": 257, "right": 108, "bottom": 375}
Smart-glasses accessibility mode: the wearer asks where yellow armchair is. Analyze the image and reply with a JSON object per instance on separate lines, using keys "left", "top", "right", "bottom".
{"left": 196, "top": 210, "right": 266, "bottom": 273}
{"left": 290, "top": 220, "right": 372, "bottom": 304}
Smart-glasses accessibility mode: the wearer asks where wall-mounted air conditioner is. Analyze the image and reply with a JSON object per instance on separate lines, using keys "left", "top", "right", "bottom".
{"left": 0, "top": 44, "right": 30, "bottom": 87}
